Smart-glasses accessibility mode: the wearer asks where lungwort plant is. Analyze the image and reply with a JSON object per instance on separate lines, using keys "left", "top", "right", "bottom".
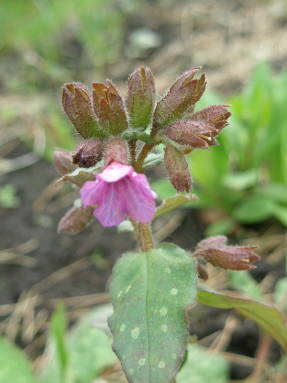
{"left": 53, "top": 67, "right": 287, "bottom": 383}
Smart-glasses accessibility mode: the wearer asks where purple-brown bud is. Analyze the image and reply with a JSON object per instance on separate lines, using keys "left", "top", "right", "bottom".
{"left": 54, "top": 150, "right": 76, "bottom": 175}
{"left": 153, "top": 68, "right": 206, "bottom": 129}
{"left": 164, "top": 120, "right": 219, "bottom": 149}
{"left": 164, "top": 144, "right": 192, "bottom": 192}
{"left": 92, "top": 81, "right": 128, "bottom": 135}
{"left": 62, "top": 82, "right": 104, "bottom": 138}
{"left": 188, "top": 105, "right": 231, "bottom": 130}
{"left": 193, "top": 236, "right": 260, "bottom": 271}
{"left": 72, "top": 139, "right": 103, "bottom": 168}
{"left": 104, "top": 138, "right": 128, "bottom": 166}
{"left": 126, "top": 66, "right": 155, "bottom": 130}
{"left": 58, "top": 205, "right": 94, "bottom": 234}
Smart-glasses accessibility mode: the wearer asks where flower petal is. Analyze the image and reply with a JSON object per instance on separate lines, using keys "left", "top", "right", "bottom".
{"left": 131, "top": 172, "right": 157, "bottom": 199}
{"left": 80, "top": 179, "right": 106, "bottom": 207}
{"left": 122, "top": 173, "right": 157, "bottom": 223}
{"left": 93, "top": 182, "right": 126, "bottom": 226}
{"left": 99, "top": 161, "right": 133, "bottom": 182}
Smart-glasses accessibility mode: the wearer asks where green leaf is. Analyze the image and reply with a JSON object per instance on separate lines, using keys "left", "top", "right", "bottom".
{"left": 40, "top": 305, "right": 117, "bottom": 383}
{"left": 223, "top": 170, "right": 258, "bottom": 191}
{"left": 177, "top": 344, "right": 229, "bottom": 383}
{"left": 0, "top": 337, "right": 36, "bottom": 383}
{"left": 274, "top": 277, "right": 287, "bottom": 309}
{"left": 109, "top": 244, "right": 197, "bottom": 383}
{"left": 188, "top": 142, "right": 229, "bottom": 190}
{"left": 272, "top": 205, "right": 287, "bottom": 226}
{"left": 122, "top": 130, "right": 154, "bottom": 144}
{"left": 59, "top": 162, "right": 103, "bottom": 186}
{"left": 233, "top": 195, "right": 276, "bottom": 223}
{"left": 144, "top": 152, "right": 164, "bottom": 169}
{"left": 155, "top": 194, "right": 195, "bottom": 219}
{"left": 152, "top": 178, "right": 177, "bottom": 200}
{"left": 205, "top": 219, "right": 234, "bottom": 237}
{"left": 197, "top": 287, "right": 287, "bottom": 350}
{"left": 68, "top": 306, "right": 117, "bottom": 383}
{"left": 228, "top": 271, "right": 263, "bottom": 301}
{"left": 257, "top": 183, "right": 287, "bottom": 204}
{"left": 50, "top": 305, "right": 69, "bottom": 379}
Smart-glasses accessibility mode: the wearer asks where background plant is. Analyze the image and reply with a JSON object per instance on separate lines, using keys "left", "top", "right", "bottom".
{"left": 154, "top": 63, "right": 287, "bottom": 234}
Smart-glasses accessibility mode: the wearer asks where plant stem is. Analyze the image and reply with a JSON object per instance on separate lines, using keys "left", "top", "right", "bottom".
{"left": 128, "top": 139, "right": 137, "bottom": 166}
{"left": 135, "top": 143, "right": 155, "bottom": 172}
{"left": 137, "top": 223, "right": 154, "bottom": 251}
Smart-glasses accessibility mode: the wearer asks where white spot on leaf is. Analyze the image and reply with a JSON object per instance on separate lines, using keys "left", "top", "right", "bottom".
{"left": 159, "top": 307, "right": 168, "bottom": 316}
{"left": 170, "top": 288, "right": 178, "bottom": 295}
{"left": 120, "top": 324, "right": 126, "bottom": 332}
{"left": 165, "top": 267, "right": 171, "bottom": 274}
{"left": 158, "top": 361, "right": 166, "bottom": 368}
{"left": 161, "top": 324, "right": 168, "bottom": 332}
{"left": 138, "top": 358, "right": 146, "bottom": 366}
{"left": 131, "top": 327, "right": 140, "bottom": 339}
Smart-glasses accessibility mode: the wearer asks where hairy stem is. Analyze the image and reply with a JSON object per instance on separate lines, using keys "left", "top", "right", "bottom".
{"left": 137, "top": 223, "right": 154, "bottom": 251}
{"left": 128, "top": 139, "right": 137, "bottom": 166}
{"left": 135, "top": 143, "right": 155, "bottom": 172}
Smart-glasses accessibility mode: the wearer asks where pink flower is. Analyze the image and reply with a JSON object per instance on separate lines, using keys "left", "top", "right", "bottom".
{"left": 80, "top": 161, "right": 157, "bottom": 227}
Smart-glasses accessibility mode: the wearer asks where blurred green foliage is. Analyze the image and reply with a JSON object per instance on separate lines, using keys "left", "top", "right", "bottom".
{"left": 42, "top": 109, "right": 76, "bottom": 161}
{"left": 0, "top": 185, "right": 19, "bottom": 208}
{"left": 0, "top": 305, "right": 117, "bottom": 383}
{"left": 227, "top": 270, "right": 263, "bottom": 301}
{"left": 177, "top": 344, "right": 229, "bottom": 383}
{"left": 39, "top": 305, "right": 117, "bottom": 383}
{"left": 154, "top": 63, "right": 287, "bottom": 232}
{"left": 0, "top": 0, "right": 139, "bottom": 161}
{"left": 0, "top": 337, "right": 36, "bottom": 383}
{"left": 0, "top": 0, "right": 132, "bottom": 70}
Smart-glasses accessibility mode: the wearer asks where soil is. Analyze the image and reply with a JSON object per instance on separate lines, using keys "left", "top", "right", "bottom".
{"left": 0, "top": 143, "right": 135, "bottom": 304}
{"left": 1, "top": 0, "right": 287, "bottom": 381}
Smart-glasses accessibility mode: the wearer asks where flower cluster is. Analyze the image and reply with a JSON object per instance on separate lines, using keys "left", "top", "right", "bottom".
{"left": 55, "top": 66, "right": 231, "bottom": 231}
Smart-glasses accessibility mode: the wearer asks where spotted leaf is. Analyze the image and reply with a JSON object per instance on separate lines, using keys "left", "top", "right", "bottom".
{"left": 109, "top": 243, "right": 197, "bottom": 383}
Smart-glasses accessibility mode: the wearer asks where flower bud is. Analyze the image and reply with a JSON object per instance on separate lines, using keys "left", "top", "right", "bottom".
{"left": 164, "top": 120, "right": 219, "bottom": 149}
{"left": 189, "top": 105, "right": 231, "bottom": 130}
{"left": 164, "top": 144, "right": 192, "bottom": 192}
{"left": 72, "top": 139, "right": 103, "bottom": 168}
{"left": 104, "top": 138, "right": 128, "bottom": 166}
{"left": 54, "top": 150, "right": 76, "bottom": 175}
{"left": 153, "top": 68, "right": 206, "bottom": 129}
{"left": 58, "top": 206, "right": 94, "bottom": 234}
{"left": 126, "top": 66, "right": 155, "bottom": 130}
{"left": 92, "top": 81, "right": 128, "bottom": 135}
{"left": 62, "top": 83, "right": 104, "bottom": 138}
{"left": 193, "top": 236, "right": 260, "bottom": 271}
